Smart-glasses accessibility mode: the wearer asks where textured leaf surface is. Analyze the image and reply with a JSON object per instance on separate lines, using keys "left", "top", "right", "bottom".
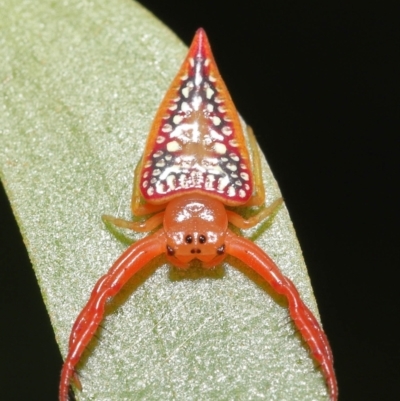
{"left": 0, "top": 0, "right": 328, "bottom": 399}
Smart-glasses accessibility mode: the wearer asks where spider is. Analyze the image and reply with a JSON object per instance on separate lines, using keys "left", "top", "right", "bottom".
{"left": 59, "top": 28, "right": 337, "bottom": 401}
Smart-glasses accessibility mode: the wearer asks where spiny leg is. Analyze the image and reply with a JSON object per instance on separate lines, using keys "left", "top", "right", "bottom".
{"left": 225, "top": 230, "right": 337, "bottom": 401}
{"left": 59, "top": 230, "right": 166, "bottom": 401}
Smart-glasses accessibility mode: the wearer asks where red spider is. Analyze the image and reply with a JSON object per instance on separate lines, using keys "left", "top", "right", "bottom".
{"left": 59, "top": 28, "right": 337, "bottom": 401}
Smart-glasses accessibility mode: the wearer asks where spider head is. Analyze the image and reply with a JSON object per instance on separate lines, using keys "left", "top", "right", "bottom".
{"left": 163, "top": 194, "right": 228, "bottom": 268}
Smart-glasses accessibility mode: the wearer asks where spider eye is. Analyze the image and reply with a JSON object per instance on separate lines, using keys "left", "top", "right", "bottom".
{"left": 166, "top": 245, "right": 175, "bottom": 256}
{"left": 185, "top": 235, "right": 193, "bottom": 244}
{"left": 217, "top": 244, "right": 225, "bottom": 255}
{"left": 199, "top": 235, "right": 206, "bottom": 244}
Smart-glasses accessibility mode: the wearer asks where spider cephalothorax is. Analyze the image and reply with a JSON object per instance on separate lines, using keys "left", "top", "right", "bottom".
{"left": 163, "top": 194, "right": 228, "bottom": 267}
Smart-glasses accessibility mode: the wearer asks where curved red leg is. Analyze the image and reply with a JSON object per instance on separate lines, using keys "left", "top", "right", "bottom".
{"left": 225, "top": 230, "right": 337, "bottom": 401}
{"left": 59, "top": 230, "right": 166, "bottom": 401}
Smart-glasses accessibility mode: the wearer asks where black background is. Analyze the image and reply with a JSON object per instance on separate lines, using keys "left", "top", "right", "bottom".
{"left": 1, "top": 1, "right": 398, "bottom": 400}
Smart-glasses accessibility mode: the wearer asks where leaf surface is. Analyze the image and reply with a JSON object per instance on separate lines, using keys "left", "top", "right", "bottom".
{"left": 0, "top": 0, "right": 328, "bottom": 399}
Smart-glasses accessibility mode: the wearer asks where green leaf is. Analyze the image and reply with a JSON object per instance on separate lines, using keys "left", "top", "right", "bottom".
{"left": 0, "top": 0, "right": 328, "bottom": 400}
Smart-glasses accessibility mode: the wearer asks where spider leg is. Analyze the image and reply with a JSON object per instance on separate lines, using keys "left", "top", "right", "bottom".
{"left": 228, "top": 125, "right": 282, "bottom": 230}
{"left": 225, "top": 230, "right": 337, "bottom": 401}
{"left": 130, "top": 157, "right": 167, "bottom": 216}
{"left": 59, "top": 230, "right": 166, "bottom": 401}
{"left": 227, "top": 197, "right": 283, "bottom": 229}
{"left": 238, "top": 125, "right": 265, "bottom": 207}
{"left": 102, "top": 210, "right": 165, "bottom": 232}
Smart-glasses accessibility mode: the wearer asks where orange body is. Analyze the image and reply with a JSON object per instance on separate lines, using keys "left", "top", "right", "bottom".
{"left": 60, "top": 29, "right": 337, "bottom": 401}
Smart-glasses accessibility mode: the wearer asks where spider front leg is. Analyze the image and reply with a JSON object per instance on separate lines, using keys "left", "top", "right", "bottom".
{"left": 59, "top": 230, "right": 166, "bottom": 401}
{"left": 225, "top": 230, "right": 338, "bottom": 401}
